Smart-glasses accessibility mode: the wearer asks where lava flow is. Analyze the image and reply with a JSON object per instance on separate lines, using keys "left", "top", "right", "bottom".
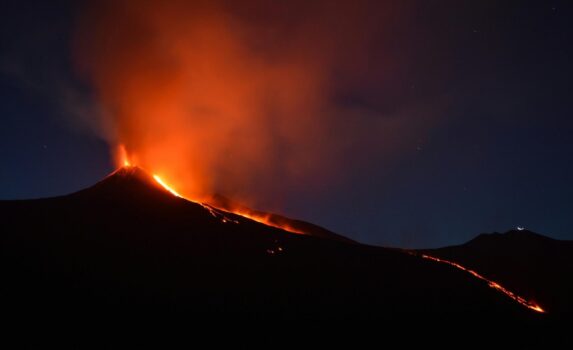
{"left": 151, "top": 171, "right": 304, "bottom": 234}
{"left": 152, "top": 175, "right": 183, "bottom": 198}
{"left": 216, "top": 207, "right": 304, "bottom": 235}
{"left": 115, "top": 145, "right": 305, "bottom": 236}
{"left": 418, "top": 253, "right": 545, "bottom": 313}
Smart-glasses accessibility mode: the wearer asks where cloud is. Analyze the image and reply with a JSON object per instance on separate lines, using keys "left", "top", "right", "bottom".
{"left": 73, "top": 0, "right": 448, "bottom": 207}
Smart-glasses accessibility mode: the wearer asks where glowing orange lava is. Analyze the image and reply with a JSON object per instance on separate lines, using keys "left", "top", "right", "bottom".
{"left": 146, "top": 168, "right": 304, "bottom": 234}
{"left": 153, "top": 175, "right": 183, "bottom": 198}
{"left": 225, "top": 209, "right": 304, "bottom": 235}
{"left": 118, "top": 144, "right": 132, "bottom": 167}
{"left": 418, "top": 253, "right": 545, "bottom": 313}
{"left": 114, "top": 144, "right": 305, "bottom": 235}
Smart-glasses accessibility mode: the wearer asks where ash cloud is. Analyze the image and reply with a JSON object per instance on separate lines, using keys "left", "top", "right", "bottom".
{"left": 74, "top": 0, "right": 447, "bottom": 207}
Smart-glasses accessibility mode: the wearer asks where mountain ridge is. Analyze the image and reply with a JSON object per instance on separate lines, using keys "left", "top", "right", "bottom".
{"left": 423, "top": 229, "right": 573, "bottom": 314}
{"left": 0, "top": 167, "right": 553, "bottom": 320}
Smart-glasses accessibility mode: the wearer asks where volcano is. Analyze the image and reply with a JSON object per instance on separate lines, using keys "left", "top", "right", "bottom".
{"left": 0, "top": 167, "right": 555, "bottom": 320}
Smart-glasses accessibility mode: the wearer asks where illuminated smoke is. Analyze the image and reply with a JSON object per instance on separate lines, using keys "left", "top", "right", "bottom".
{"left": 74, "top": 0, "right": 440, "bottom": 207}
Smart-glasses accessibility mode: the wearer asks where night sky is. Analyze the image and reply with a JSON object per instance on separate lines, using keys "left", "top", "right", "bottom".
{"left": 1, "top": 0, "right": 572, "bottom": 248}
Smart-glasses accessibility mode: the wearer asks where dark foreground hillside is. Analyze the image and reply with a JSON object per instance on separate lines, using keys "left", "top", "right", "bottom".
{"left": 0, "top": 167, "right": 545, "bottom": 322}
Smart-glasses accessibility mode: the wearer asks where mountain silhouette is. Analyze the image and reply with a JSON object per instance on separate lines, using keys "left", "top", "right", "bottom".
{"left": 423, "top": 229, "right": 573, "bottom": 314}
{"left": 0, "top": 167, "right": 549, "bottom": 321}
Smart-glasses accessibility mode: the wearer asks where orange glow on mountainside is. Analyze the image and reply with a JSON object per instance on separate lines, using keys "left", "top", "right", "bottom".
{"left": 418, "top": 253, "right": 545, "bottom": 313}
{"left": 153, "top": 175, "right": 183, "bottom": 198}
{"left": 223, "top": 207, "right": 304, "bottom": 235}
{"left": 150, "top": 171, "right": 304, "bottom": 234}
{"left": 116, "top": 158, "right": 304, "bottom": 236}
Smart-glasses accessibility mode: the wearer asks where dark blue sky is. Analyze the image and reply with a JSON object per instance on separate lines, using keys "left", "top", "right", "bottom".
{"left": 1, "top": 0, "right": 572, "bottom": 248}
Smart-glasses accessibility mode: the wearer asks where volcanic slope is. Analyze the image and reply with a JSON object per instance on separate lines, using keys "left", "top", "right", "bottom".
{"left": 423, "top": 230, "right": 573, "bottom": 314}
{"left": 0, "top": 167, "right": 542, "bottom": 319}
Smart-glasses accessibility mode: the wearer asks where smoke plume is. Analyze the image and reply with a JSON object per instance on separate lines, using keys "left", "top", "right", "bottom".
{"left": 74, "top": 0, "right": 442, "bottom": 207}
